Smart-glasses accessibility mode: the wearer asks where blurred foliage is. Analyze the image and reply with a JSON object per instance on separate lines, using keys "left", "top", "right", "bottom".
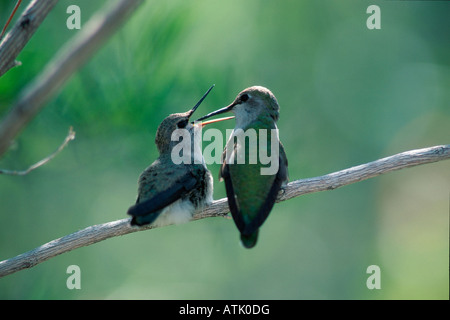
{"left": 0, "top": 0, "right": 448, "bottom": 299}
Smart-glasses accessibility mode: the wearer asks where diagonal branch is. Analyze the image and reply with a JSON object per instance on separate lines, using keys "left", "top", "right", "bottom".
{"left": 0, "top": 0, "right": 144, "bottom": 158}
{"left": 0, "top": 0, "right": 23, "bottom": 40}
{"left": 0, "top": 144, "right": 448, "bottom": 278}
{"left": 0, "top": 0, "right": 58, "bottom": 77}
{"left": 276, "top": 144, "right": 450, "bottom": 201}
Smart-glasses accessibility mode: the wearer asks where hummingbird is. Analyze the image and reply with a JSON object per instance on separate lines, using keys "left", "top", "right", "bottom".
{"left": 128, "top": 85, "right": 233, "bottom": 227}
{"left": 196, "top": 86, "right": 289, "bottom": 248}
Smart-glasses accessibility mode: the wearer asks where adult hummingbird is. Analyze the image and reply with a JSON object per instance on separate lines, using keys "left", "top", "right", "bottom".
{"left": 128, "top": 85, "right": 233, "bottom": 227}
{"left": 196, "top": 86, "right": 289, "bottom": 248}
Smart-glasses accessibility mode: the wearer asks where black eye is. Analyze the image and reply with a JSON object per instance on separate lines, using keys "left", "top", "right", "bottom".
{"left": 240, "top": 93, "right": 249, "bottom": 103}
{"left": 177, "top": 119, "right": 188, "bottom": 128}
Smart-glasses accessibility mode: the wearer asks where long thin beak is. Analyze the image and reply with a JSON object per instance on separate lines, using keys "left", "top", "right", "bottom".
{"left": 188, "top": 84, "right": 215, "bottom": 118}
{"left": 199, "top": 116, "right": 235, "bottom": 127}
{"left": 195, "top": 102, "right": 236, "bottom": 122}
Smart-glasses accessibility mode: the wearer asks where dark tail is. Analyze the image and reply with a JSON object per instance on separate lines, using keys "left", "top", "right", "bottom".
{"left": 240, "top": 230, "right": 258, "bottom": 249}
{"left": 130, "top": 211, "right": 161, "bottom": 226}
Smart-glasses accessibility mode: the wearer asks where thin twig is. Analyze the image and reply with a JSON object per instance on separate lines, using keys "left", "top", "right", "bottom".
{"left": 0, "top": 0, "right": 23, "bottom": 40}
{"left": 0, "top": 127, "right": 75, "bottom": 176}
{"left": 0, "top": 0, "right": 144, "bottom": 158}
{"left": 0, "top": 144, "right": 448, "bottom": 278}
{"left": 0, "top": 0, "right": 57, "bottom": 77}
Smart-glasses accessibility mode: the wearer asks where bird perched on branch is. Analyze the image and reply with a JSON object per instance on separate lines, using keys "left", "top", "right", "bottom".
{"left": 128, "top": 85, "right": 233, "bottom": 227}
{"left": 196, "top": 86, "right": 289, "bottom": 248}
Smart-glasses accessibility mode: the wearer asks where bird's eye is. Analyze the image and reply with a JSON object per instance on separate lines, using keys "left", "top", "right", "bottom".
{"left": 240, "top": 93, "right": 249, "bottom": 103}
{"left": 177, "top": 119, "right": 188, "bottom": 128}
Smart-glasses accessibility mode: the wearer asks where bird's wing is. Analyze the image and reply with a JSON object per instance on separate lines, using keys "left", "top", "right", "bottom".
{"left": 221, "top": 141, "right": 289, "bottom": 235}
{"left": 221, "top": 163, "right": 246, "bottom": 233}
{"left": 127, "top": 165, "right": 196, "bottom": 217}
{"left": 219, "top": 141, "right": 247, "bottom": 232}
{"left": 243, "top": 162, "right": 285, "bottom": 235}
{"left": 245, "top": 141, "right": 289, "bottom": 233}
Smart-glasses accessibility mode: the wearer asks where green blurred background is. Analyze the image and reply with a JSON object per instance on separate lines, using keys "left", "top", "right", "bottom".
{"left": 0, "top": 0, "right": 448, "bottom": 299}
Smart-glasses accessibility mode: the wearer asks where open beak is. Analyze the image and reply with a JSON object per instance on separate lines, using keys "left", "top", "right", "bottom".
{"left": 188, "top": 84, "right": 215, "bottom": 119}
{"left": 195, "top": 102, "right": 236, "bottom": 122}
{"left": 187, "top": 85, "right": 234, "bottom": 126}
{"left": 198, "top": 116, "right": 235, "bottom": 127}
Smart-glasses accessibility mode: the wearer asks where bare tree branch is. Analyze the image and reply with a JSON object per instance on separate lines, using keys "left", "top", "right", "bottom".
{"left": 0, "top": 144, "right": 448, "bottom": 278}
{"left": 0, "top": 0, "right": 23, "bottom": 40}
{"left": 0, "top": 127, "right": 75, "bottom": 175}
{"left": 277, "top": 144, "right": 450, "bottom": 201}
{"left": 0, "top": 0, "right": 58, "bottom": 77}
{"left": 0, "top": 0, "right": 144, "bottom": 158}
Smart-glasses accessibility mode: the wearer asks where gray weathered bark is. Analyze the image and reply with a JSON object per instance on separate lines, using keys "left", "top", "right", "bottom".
{"left": 0, "top": 144, "right": 448, "bottom": 278}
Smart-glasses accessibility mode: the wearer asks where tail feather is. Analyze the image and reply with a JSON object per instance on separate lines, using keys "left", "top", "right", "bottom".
{"left": 240, "top": 231, "right": 259, "bottom": 249}
{"left": 130, "top": 212, "right": 161, "bottom": 226}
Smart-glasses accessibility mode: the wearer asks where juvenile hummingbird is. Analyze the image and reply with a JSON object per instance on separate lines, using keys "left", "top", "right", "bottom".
{"left": 128, "top": 85, "right": 233, "bottom": 227}
{"left": 196, "top": 86, "right": 289, "bottom": 248}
